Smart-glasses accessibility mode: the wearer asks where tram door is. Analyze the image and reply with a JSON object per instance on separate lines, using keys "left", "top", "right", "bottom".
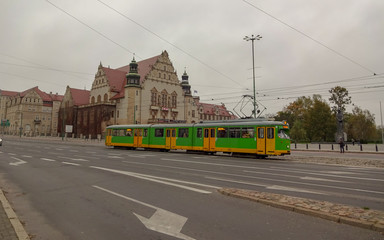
{"left": 134, "top": 129, "right": 143, "bottom": 147}
{"left": 257, "top": 127, "right": 275, "bottom": 154}
{"left": 203, "top": 128, "right": 216, "bottom": 152}
{"left": 165, "top": 128, "right": 176, "bottom": 149}
{"left": 106, "top": 129, "right": 112, "bottom": 146}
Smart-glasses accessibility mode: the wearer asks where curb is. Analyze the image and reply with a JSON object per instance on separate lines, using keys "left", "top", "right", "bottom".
{"left": 0, "top": 189, "right": 30, "bottom": 240}
{"left": 218, "top": 188, "right": 384, "bottom": 234}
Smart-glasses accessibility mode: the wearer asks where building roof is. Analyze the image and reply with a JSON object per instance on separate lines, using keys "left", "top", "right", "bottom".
{"left": 198, "top": 102, "right": 232, "bottom": 117}
{"left": 70, "top": 88, "right": 90, "bottom": 106}
{"left": 105, "top": 55, "right": 161, "bottom": 100}
{"left": 0, "top": 90, "right": 19, "bottom": 97}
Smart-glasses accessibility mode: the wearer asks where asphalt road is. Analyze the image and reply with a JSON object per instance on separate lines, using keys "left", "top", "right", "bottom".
{"left": 0, "top": 138, "right": 383, "bottom": 240}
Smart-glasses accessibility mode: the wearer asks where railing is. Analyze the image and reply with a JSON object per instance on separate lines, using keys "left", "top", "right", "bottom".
{"left": 292, "top": 143, "right": 384, "bottom": 153}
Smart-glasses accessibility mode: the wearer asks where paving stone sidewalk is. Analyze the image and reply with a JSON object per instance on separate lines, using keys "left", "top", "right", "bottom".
{"left": 0, "top": 189, "right": 22, "bottom": 240}
{"left": 219, "top": 188, "right": 384, "bottom": 234}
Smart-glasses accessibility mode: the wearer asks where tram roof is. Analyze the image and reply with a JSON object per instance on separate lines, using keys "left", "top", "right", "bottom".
{"left": 106, "top": 118, "right": 287, "bottom": 129}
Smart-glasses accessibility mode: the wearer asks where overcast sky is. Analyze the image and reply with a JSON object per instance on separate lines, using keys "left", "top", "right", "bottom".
{"left": 1, "top": 0, "right": 383, "bottom": 125}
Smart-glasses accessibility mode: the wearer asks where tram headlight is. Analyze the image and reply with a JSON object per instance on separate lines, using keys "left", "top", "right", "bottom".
{"left": 287, "top": 145, "right": 290, "bottom": 149}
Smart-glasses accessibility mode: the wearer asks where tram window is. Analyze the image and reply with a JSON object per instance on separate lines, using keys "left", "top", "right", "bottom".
{"left": 204, "top": 129, "right": 209, "bottom": 138}
{"left": 172, "top": 129, "right": 176, "bottom": 137}
{"left": 278, "top": 129, "right": 290, "bottom": 139}
{"left": 178, "top": 128, "right": 189, "bottom": 138}
{"left": 197, "top": 128, "right": 202, "bottom": 138}
{"left": 258, "top": 128, "right": 264, "bottom": 138}
{"left": 242, "top": 127, "right": 254, "bottom": 138}
{"left": 211, "top": 129, "right": 215, "bottom": 138}
{"left": 126, "top": 129, "right": 133, "bottom": 137}
{"left": 166, "top": 130, "right": 170, "bottom": 137}
{"left": 143, "top": 129, "right": 148, "bottom": 137}
{"left": 267, "top": 128, "right": 274, "bottom": 139}
{"left": 217, "top": 127, "right": 228, "bottom": 138}
{"left": 229, "top": 128, "right": 241, "bottom": 138}
{"left": 155, "top": 128, "right": 164, "bottom": 137}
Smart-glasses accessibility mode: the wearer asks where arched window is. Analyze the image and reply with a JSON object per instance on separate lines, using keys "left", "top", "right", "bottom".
{"left": 97, "top": 95, "right": 101, "bottom": 103}
{"left": 104, "top": 94, "right": 108, "bottom": 102}
{"left": 91, "top": 96, "right": 95, "bottom": 104}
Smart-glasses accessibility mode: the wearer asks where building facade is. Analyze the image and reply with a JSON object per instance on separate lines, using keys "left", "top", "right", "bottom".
{"left": 58, "top": 51, "right": 235, "bottom": 139}
{"left": 1, "top": 87, "right": 63, "bottom": 136}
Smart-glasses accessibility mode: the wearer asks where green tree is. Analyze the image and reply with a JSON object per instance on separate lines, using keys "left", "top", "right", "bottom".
{"left": 329, "top": 86, "right": 351, "bottom": 113}
{"left": 289, "top": 120, "right": 307, "bottom": 142}
{"left": 346, "top": 106, "right": 376, "bottom": 142}
{"left": 275, "top": 96, "right": 313, "bottom": 128}
{"left": 303, "top": 95, "right": 336, "bottom": 142}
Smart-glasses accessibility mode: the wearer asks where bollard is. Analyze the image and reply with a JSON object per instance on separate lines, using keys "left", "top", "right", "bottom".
{"left": 360, "top": 144, "right": 363, "bottom": 151}
{"left": 332, "top": 144, "right": 334, "bottom": 150}
{"left": 306, "top": 143, "right": 308, "bottom": 149}
{"left": 295, "top": 142, "right": 297, "bottom": 149}
{"left": 346, "top": 144, "right": 348, "bottom": 151}
{"left": 319, "top": 144, "right": 321, "bottom": 150}
{"left": 376, "top": 144, "right": 378, "bottom": 152}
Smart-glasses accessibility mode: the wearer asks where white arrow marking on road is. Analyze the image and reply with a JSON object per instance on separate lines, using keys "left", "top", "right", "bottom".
{"left": 9, "top": 157, "right": 27, "bottom": 166}
{"left": 300, "top": 176, "right": 346, "bottom": 183}
{"left": 266, "top": 185, "right": 326, "bottom": 195}
{"left": 93, "top": 185, "right": 195, "bottom": 240}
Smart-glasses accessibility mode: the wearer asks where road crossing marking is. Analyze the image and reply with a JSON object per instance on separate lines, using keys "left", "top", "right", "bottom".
{"left": 57, "top": 156, "right": 89, "bottom": 162}
{"left": 40, "top": 158, "right": 56, "bottom": 162}
{"left": 62, "top": 162, "right": 80, "bottom": 166}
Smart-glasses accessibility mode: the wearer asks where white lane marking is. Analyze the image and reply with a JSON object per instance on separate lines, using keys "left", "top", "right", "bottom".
{"left": 40, "top": 158, "right": 56, "bottom": 162}
{"left": 205, "top": 176, "right": 269, "bottom": 188}
{"left": 266, "top": 185, "right": 326, "bottom": 195}
{"left": 244, "top": 170, "right": 347, "bottom": 183}
{"left": 9, "top": 157, "right": 27, "bottom": 166}
{"left": 206, "top": 177, "right": 326, "bottom": 195}
{"left": 55, "top": 148, "right": 64, "bottom": 151}
{"left": 90, "top": 166, "right": 212, "bottom": 194}
{"left": 107, "top": 156, "right": 123, "bottom": 159}
{"left": 62, "top": 162, "right": 80, "bottom": 166}
{"left": 93, "top": 186, "right": 195, "bottom": 240}
{"left": 321, "top": 171, "right": 357, "bottom": 175}
{"left": 8, "top": 153, "right": 16, "bottom": 156}
{"left": 161, "top": 158, "right": 383, "bottom": 182}
{"left": 21, "top": 155, "right": 32, "bottom": 158}
{"left": 300, "top": 176, "right": 346, "bottom": 183}
{"left": 57, "top": 156, "right": 89, "bottom": 162}
{"left": 270, "top": 167, "right": 384, "bottom": 182}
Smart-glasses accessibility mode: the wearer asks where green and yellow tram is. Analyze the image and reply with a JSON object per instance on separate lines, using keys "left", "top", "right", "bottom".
{"left": 105, "top": 119, "right": 290, "bottom": 157}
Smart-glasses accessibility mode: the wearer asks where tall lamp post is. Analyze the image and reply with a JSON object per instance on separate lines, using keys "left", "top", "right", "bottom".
{"left": 244, "top": 34, "right": 262, "bottom": 118}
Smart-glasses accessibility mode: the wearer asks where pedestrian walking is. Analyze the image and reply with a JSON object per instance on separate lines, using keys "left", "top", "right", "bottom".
{"left": 338, "top": 137, "right": 345, "bottom": 153}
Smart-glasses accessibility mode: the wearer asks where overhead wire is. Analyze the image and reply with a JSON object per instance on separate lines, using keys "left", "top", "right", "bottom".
{"left": 94, "top": 0, "right": 246, "bottom": 88}
{"left": 242, "top": 0, "right": 377, "bottom": 75}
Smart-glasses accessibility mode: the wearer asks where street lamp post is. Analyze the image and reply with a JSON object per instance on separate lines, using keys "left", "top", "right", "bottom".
{"left": 244, "top": 34, "right": 262, "bottom": 118}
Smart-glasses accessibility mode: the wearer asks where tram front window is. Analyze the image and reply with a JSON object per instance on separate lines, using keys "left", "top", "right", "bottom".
{"left": 278, "top": 129, "right": 290, "bottom": 139}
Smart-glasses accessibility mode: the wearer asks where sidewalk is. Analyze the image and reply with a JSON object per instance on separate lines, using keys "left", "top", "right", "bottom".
{"left": 0, "top": 189, "right": 29, "bottom": 240}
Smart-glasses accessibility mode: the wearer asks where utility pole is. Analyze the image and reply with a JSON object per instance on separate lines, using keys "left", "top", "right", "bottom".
{"left": 244, "top": 34, "right": 262, "bottom": 118}
{"left": 380, "top": 101, "right": 383, "bottom": 144}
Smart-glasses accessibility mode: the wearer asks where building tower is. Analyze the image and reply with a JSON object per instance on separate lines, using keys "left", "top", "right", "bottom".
{"left": 125, "top": 56, "right": 141, "bottom": 124}
{"left": 181, "top": 68, "right": 191, "bottom": 96}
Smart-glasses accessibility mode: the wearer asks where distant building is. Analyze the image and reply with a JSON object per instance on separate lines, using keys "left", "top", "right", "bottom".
{"left": 0, "top": 87, "right": 63, "bottom": 136}
{"left": 59, "top": 50, "right": 235, "bottom": 139}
